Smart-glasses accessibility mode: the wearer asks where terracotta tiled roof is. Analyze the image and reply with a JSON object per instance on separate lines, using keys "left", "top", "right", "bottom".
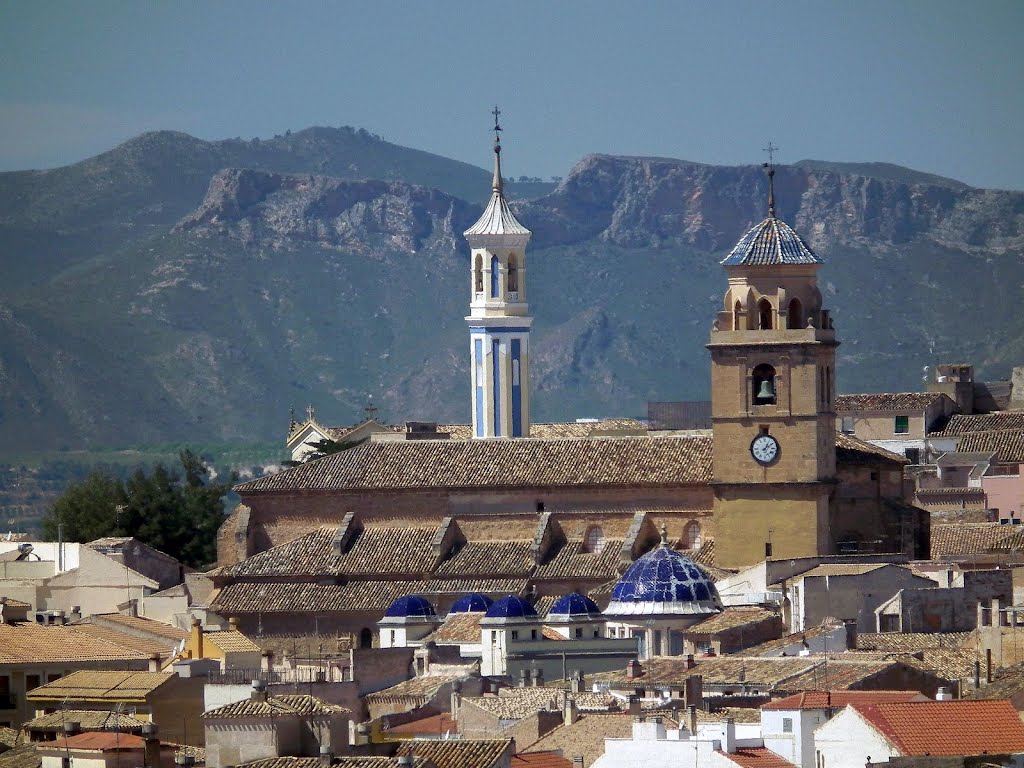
{"left": 930, "top": 523, "right": 1018, "bottom": 558}
{"left": 462, "top": 688, "right": 615, "bottom": 720}
{"left": 206, "top": 629, "right": 261, "bottom": 653}
{"left": 364, "top": 674, "right": 465, "bottom": 703}
{"left": 0, "top": 599, "right": 30, "bottom": 608}
{"left": 964, "top": 661, "right": 1024, "bottom": 700}
{"left": 235, "top": 436, "right": 713, "bottom": 493}
{"left": 685, "top": 607, "right": 780, "bottom": 636}
{"left": 0, "top": 624, "right": 150, "bottom": 665}
{"left": 203, "top": 694, "right": 348, "bottom": 719}
{"left": 900, "top": 648, "right": 981, "bottom": 681}
{"left": 856, "top": 633, "right": 969, "bottom": 652}
{"left": 743, "top": 622, "right": 843, "bottom": 656}
{"left": 955, "top": 429, "right": 1024, "bottom": 463}
{"left": 718, "top": 746, "right": 797, "bottom": 768}
{"left": 394, "top": 738, "right": 512, "bottom": 768}
{"left": 65, "top": 624, "right": 177, "bottom": 657}
{"left": 243, "top": 759, "right": 417, "bottom": 768}
{"left": 592, "top": 655, "right": 818, "bottom": 689}
{"left": 777, "top": 660, "right": 941, "bottom": 695}
{"left": 87, "top": 615, "right": 189, "bottom": 642}
{"left": 834, "top": 433, "right": 908, "bottom": 464}
{"left": 435, "top": 541, "right": 535, "bottom": 578}
{"left": 762, "top": 690, "right": 924, "bottom": 710}
{"left": 0, "top": 745, "right": 39, "bottom": 768}
{"left": 426, "top": 612, "right": 484, "bottom": 644}
{"left": 852, "top": 699, "right": 1024, "bottom": 756}
{"left": 535, "top": 539, "right": 625, "bottom": 580}
{"left": 835, "top": 393, "right": 946, "bottom": 413}
{"left": 421, "top": 578, "right": 530, "bottom": 597}
{"left": 211, "top": 580, "right": 423, "bottom": 614}
{"left": 936, "top": 413, "right": 1024, "bottom": 436}
{"left": 21, "top": 710, "right": 144, "bottom": 733}
{"left": 797, "top": 563, "right": 888, "bottom": 578}
{"left": 26, "top": 671, "right": 171, "bottom": 702}
{"left": 524, "top": 712, "right": 634, "bottom": 766}
{"left": 512, "top": 753, "right": 573, "bottom": 768}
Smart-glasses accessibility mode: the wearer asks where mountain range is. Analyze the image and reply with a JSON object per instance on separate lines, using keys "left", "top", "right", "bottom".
{"left": 1, "top": 126, "right": 1022, "bottom": 455}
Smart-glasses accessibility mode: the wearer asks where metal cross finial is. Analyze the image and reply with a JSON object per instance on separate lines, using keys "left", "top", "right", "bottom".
{"left": 762, "top": 141, "right": 778, "bottom": 217}
{"left": 492, "top": 105, "right": 502, "bottom": 136}
{"left": 364, "top": 397, "right": 378, "bottom": 420}
{"left": 306, "top": 403, "right": 315, "bottom": 422}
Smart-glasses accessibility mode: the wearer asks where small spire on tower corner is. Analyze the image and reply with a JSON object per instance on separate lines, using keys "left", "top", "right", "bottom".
{"left": 762, "top": 140, "right": 778, "bottom": 218}
{"left": 491, "top": 105, "right": 503, "bottom": 194}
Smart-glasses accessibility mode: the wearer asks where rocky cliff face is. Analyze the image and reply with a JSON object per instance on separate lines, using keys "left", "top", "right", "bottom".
{"left": 175, "top": 169, "right": 478, "bottom": 254}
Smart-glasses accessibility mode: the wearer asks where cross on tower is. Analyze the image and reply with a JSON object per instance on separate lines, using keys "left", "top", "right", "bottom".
{"left": 762, "top": 141, "right": 779, "bottom": 217}
{"left": 492, "top": 105, "right": 502, "bottom": 137}
{"left": 364, "top": 397, "right": 378, "bottom": 421}
{"left": 762, "top": 141, "right": 778, "bottom": 171}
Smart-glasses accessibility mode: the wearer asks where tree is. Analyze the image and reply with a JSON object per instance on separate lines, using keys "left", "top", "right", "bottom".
{"left": 40, "top": 450, "right": 234, "bottom": 568}
{"left": 282, "top": 436, "right": 368, "bottom": 467}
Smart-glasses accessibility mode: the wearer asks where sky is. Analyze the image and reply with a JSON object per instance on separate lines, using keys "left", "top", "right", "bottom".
{"left": 1, "top": 1, "right": 1022, "bottom": 190}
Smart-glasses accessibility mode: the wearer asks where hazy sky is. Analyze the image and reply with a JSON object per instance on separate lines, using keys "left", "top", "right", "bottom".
{"left": 2, "top": 1, "right": 1022, "bottom": 189}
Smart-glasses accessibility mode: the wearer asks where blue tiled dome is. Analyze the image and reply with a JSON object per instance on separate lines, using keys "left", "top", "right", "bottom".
{"left": 450, "top": 593, "right": 494, "bottom": 613}
{"left": 605, "top": 545, "right": 721, "bottom": 616}
{"left": 484, "top": 595, "right": 538, "bottom": 620}
{"left": 384, "top": 594, "right": 437, "bottom": 619}
{"left": 548, "top": 592, "right": 601, "bottom": 619}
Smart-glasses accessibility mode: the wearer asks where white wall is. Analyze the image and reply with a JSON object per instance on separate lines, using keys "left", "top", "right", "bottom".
{"left": 814, "top": 707, "right": 896, "bottom": 768}
{"left": 762, "top": 708, "right": 827, "bottom": 768}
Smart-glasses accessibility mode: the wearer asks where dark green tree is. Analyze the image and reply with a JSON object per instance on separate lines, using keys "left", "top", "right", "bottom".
{"left": 40, "top": 450, "right": 234, "bottom": 568}
{"left": 282, "top": 436, "right": 368, "bottom": 467}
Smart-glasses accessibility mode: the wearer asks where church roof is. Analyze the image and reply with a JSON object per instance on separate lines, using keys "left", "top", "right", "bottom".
{"left": 721, "top": 216, "right": 821, "bottom": 267}
{"left": 464, "top": 189, "right": 531, "bottom": 237}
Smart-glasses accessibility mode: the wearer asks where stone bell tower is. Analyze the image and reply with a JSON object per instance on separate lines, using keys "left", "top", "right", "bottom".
{"left": 708, "top": 157, "right": 839, "bottom": 569}
{"left": 463, "top": 107, "right": 532, "bottom": 438}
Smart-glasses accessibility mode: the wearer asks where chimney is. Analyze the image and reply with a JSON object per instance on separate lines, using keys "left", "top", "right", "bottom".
{"left": 723, "top": 717, "right": 736, "bottom": 754}
{"left": 450, "top": 679, "right": 462, "bottom": 716}
{"left": 396, "top": 756, "right": 413, "bottom": 767}
{"left": 519, "top": 669, "right": 529, "bottom": 687}
{"left": 319, "top": 746, "right": 332, "bottom": 768}
{"left": 572, "top": 758, "right": 584, "bottom": 768}
{"left": 570, "top": 670, "right": 585, "bottom": 694}
{"left": 687, "top": 705, "right": 698, "bottom": 735}
{"left": 936, "top": 687, "right": 953, "bottom": 701}
{"left": 191, "top": 618, "right": 204, "bottom": 659}
{"left": 563, "top": 696, "right": 579, "bottom": 726}
{"left": 974, "top": 660, "right": 981, "bottom": 689}
{"left": 261, "top": 650, "right": 274, "bottom": 674}
{"left": 63, "top": 721, "right": 81, "bottom": 736}
{"left": 69, "top": 605, "right": 82, "bottom": 623}
{"left": 626, "top": 659, "right": 643, "bottom": 679}
{"left": 627, "top": 694, "right": 640, "bottom": 716}
{"left": 686, "top": 654, "right": 696, "bottom": 669}
{"left": 843, "top": 619, "right": 858, "bottom": 650}
{"left": 143, "top": 723, "right": 161, "bottom": 768}
{"left": 251, "top": 679, "right": 268, "bottom": 702}
{"left": 148, "top": 653, "right": 161, "bottom": 672}
{"left": 229, "top": 616, "right": 241, "bottom": 630}
{"left": 531, "top": 668, "right": 544, "bottom": 688}
{"left": 127, "top": 599, "right": 139, "bottom": 618}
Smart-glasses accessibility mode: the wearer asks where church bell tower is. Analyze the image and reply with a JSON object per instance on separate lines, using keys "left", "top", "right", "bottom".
{"left": 463, "top": 108, "right": 532, "bottom": 438}
{"left": 709, "top": 155, "right": 839, "bottom": 569}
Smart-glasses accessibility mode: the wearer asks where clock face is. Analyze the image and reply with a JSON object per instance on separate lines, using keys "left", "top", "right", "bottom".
{"left": 751, "top": 434, "right": 780, "bottom": 465}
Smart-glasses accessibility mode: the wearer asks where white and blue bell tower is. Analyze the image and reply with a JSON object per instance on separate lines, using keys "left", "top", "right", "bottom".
{"left": 463, "top": 108, "right": 532, "bottom": 438}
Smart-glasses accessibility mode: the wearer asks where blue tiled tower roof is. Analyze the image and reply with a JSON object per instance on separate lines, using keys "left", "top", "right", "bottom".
{"left": 721, "top": 216, "right": 821, "bottom": 267}
{"left": 484, "top": 595, "right": 538, "bottom": 620}
{"left": 383, "top": 594, "right": 437, "bottom": 619}
{"left": 548, "top": 592, "right": 601, "bottom": 619}
{"left": 605, "top": 544, "right": 722, "bottom": 616}
{"left": 449, "top": 593, "right": 494, "bottom": 613}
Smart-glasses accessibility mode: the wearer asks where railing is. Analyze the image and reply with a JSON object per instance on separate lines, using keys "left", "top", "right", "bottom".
{"left": 207, "top": 667, "right": 348, "bottom": 686}
{"left": 508, "top": 291, "right": 520, "bottom": 301}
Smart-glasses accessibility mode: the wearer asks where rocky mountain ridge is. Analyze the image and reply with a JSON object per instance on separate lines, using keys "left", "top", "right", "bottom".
{"left": 0, "top": 128, "right": 1021, "bottom": 454}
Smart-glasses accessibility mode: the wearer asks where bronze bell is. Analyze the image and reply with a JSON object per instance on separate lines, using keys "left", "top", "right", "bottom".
{"left": 756, "top": 379, "right": 776, "bottom": 403}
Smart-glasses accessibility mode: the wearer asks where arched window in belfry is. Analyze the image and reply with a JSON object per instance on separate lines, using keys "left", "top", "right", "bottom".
{"left": 490, "top": 254, "right": 500, "bottom": 298}
{"left": 758, "top": 298, "right": 773, "bottom": 330}
{"left": 684, "top": 520, "right": 702, "bottom": 549}
{"left": 584, "top": 525, "right": 606, "bottom": 554}
{"left": 474, "top": 255, "right": 483, "bottom": 294}
{"left": 753, "top": 363, "right": 777, "bottom": 405}
{"left": 733, "top": 300, "right": 743, "bottom": 331}
{"left": 787, "top": 298, "right": 803, "bottom": 329}
{"left": 508, "top": 253, "right": 519, "bottom": 293}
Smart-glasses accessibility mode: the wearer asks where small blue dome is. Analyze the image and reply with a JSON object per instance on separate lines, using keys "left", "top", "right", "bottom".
{"left": 548, "top": 592, "right": 601, "bottom": 618}
{"left": 484, "top": 595, "right": 538, "bottom": 619}
{"left": 449, "top": 593, "right": 493, "bottom": 613}
{"left": 384, "top": 594, "right": 437, "bottom": 619}
{"left": 606, "top": 545, "right": 721, "bottom": 616}
{"left": 721, "top": 216, "right": 821, "bottom": 267}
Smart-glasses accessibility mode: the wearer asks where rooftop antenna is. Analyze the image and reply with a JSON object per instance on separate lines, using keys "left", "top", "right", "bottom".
{"left": 491, "top": 105, "right": 503, "bottom": 194}
{"left": 762, "top": 141, "right": 778, "bottom": 218}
